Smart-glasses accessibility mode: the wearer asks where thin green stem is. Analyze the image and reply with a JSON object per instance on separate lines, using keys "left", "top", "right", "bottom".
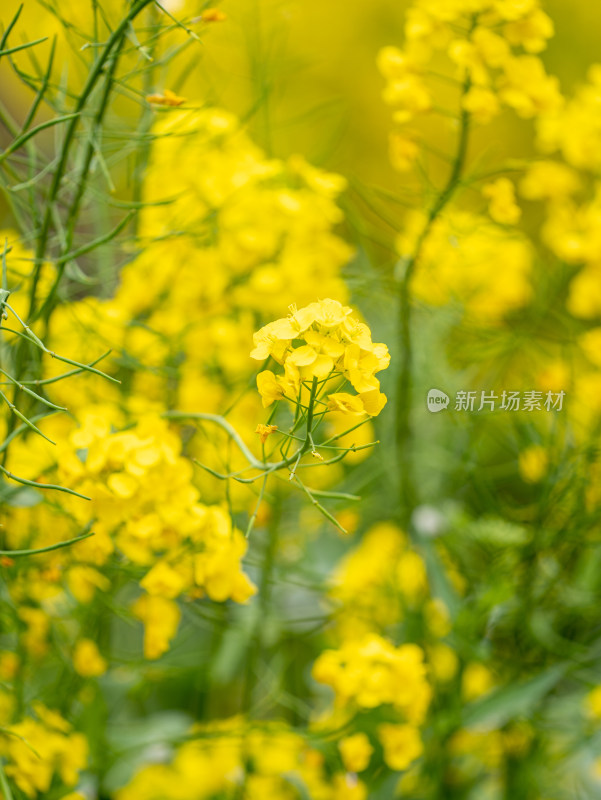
{"left": 395, "top": 41, "right": 475, "bottom": 528}
{"left": 28, "top": 0, "right": 154, "bottom": 319}
{"left": 0, "top": 527, "right": 94, "bottom": 557}
{"left": 0, "top": 463, "right": 91, "bottom": 499}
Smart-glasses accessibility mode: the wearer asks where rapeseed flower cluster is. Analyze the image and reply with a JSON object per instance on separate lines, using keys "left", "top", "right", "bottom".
{"left": 312, "top": 634, "right": 429, "bottom": 776}
{"left": 251, "top": 298, "right": 390, "bottom": 417}
{"left": 4, "top": 413, "right": 256, "bottom": 662}
{"left": 312, "top": 633, "right": 430, "bottom": 722}
{"left": 0, "top": 704, "right": 87, "bottom": 799}
{"left": 0, "top": 89, "right": 390, "bottom": 799}
{"left": 4, "top": 0, "right": 601, "bottom": 797}
{"left": 396, "top": 210, "right": 532, "bottom": 319}
{"left": 378, "top": 0, "right": 560, "bottom": 172}
{"left": 329, "top": 522, "right": 429, "bottom": 632}
{"left": 34, "top": 109, "right": 351, "bottom": 422}
{"left": 23, "top": 107, "right": 356, "bottom": 509}
{"left": 374, "top": 0, "right": 557, "bottom": 331}
{"left": 116, "top": 720, "right": 370, "bottom": 800}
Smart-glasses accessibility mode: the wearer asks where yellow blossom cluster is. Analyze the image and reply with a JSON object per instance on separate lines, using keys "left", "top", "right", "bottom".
{"left": 324, "top": 521, "right": 460, "bottom": 692}
{"left": 482, "top": 177, "right": 522, "bottom": 225}
{"left": 472, "top": 66, "right": 601, "bottom": 448}
{"left": 312, "top": 633, "right": 431, "bottom": 724}
{"left": 4, "top": 412, "right": 256, "bottom": 661}
{"left": 329, "top": 521, "right": 429, "bottom": 634}
{"left": 0, "top": 103, "right": 362, "bottom": 691}
{"left": 115, "top": 720, "right": 369, "bottom": 800}
{"left": 251, "top": 299, "right": 390, "bottom": 417}
{"left": 0, "top": 704, "right": 87, "bottom": 799}
{"left": 513, "top": 67, "right": 601, "bottom": 319}
{"left": 378, "top": 723, "right": 424, "bottom": 772}
{"left": 338, "top": 732, "right": 373, "bottom": 773}
{"left": 311, "top": 633, "right": 429, "bottom": 774}
{"left": 24, "top": 108, "right": 354, "bottom": 505}
{"left": 377, "top": 0, "right": 560, "bottom": 172}
{"left": 60, "top": 414, "right": 256, "bottom": 606}
{"left": 130, "top": 108, "right": 351, "bottom": 322}
{"left": 25, "top": 109, "right": 351, "bottom": 424}
{"left": 538, "top": 64, "right": 601, "bottom": 172}
{"left": 397, "top": 210, "right": 532, "bottom": 319}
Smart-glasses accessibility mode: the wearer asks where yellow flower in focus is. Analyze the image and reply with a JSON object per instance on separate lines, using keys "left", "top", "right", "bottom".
{"left": 338, "top": 733, "right": 373, "bottom": 773}
{"left": 252, "top": 300, "right": 390, "bottom": 418}
{"left": 378, "top": 723, "right": 423, "bottom": 771}
{"left": 327, "top": 391, "right": 387, "bottom": 418}
{"left": 328, "top": 393, "right": 365, "bottom": 416}
{"left": 73, "top": 639, "right": 107, "bottom": 678}
{"left": 256, "top": 370, "right": 286, "bottom": 407}
{"left": 483, "top": 178, "right": 521, "bottom": 224}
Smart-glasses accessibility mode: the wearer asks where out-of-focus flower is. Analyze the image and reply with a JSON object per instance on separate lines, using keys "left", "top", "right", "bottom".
{"left": 73, "top": 639, "right": 108, "bottom": 677}
{"left": 146, "top": 89, "right": 187, "bottom": 106}
{"left": 378, "top": 723, "right": 423, "bottom": 771}
{"left": 338, "top": 733, "right": 374, "bottom": 773}
{"left": 483, "top": 178, "right": 522, "bottom": 225}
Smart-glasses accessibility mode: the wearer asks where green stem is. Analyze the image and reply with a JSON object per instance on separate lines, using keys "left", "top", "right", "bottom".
{"left": 0, "top": 463, "right": 91, "bottom": 499}
{"left": 37, "top": 44, "right": 127, "bottom": 329}
{"left": 28, "top": 0, "right": 153, "bottom": 319}
{"left": 395, "top": 65, "right": 473, "bottom": 528}
{"left": 243, "top": 492, "right": 281, "bottom": 709}
{"left": 0, "top": 527, "right": 94, "bottom": 557}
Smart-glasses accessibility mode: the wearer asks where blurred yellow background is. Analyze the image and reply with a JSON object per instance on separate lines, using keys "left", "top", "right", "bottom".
{"left": 3, "top": 0, "right": 600, "bottom": 196}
